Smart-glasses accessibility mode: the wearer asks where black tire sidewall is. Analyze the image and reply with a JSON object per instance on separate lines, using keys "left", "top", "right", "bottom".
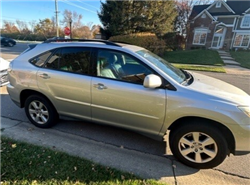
{"left": 24, "top": 95, "right": 58, "bottom": 128}
{"left": 170, "top": 123, "right": 228, "bottom": 169}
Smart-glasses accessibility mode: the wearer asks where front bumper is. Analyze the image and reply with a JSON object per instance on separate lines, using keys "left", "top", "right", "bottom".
{"left": 231, "top": 123, "right": 250, "bottom": 155}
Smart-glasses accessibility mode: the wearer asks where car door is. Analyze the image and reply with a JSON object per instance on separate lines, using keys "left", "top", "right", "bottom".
{"left": 91, "top": 49, "right": 166, "bottom": 135}
{"left": 36, "top": 47, "right": 92, "bottom": 120}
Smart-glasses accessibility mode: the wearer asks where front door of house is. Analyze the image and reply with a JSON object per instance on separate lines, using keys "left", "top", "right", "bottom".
{"left": 212, "top": 26, "right": 226, "bottom": 49}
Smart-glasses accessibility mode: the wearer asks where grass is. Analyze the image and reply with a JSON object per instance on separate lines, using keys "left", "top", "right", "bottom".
{"left": 1, "top": 137, "right": 164, "bottom": 185}
{"left": 230, "top": 51, "right": 250, "bottom": 69}
{"left": 163, "top": 50, "right": 224, "bottom": 66}
{"left": 172, "top": 64, "right": 226, "bottom": 73}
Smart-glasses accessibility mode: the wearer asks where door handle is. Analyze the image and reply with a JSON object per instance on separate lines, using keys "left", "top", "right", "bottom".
{"left": 39, "top": 73, "right": 50, "bottom": 79}
{"left": 94, "top": 83, "right": 107, "bottom": 90}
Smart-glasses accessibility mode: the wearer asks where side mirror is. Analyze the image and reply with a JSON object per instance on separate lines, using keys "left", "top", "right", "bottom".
{"left": 143, "top": 74, "right": 162, "bottom": 88}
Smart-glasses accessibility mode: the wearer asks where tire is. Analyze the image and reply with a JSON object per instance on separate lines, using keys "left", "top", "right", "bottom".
{"left": 170, "top": 122, "right": 228, "bottom": 169}
{"left": 24, "top": 95, "right": 58, "bottom": 128}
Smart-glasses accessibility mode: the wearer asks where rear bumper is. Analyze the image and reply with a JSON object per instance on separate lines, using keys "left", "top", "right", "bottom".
{"left": 7, "top": 83, "right": 21, "bottom": 107}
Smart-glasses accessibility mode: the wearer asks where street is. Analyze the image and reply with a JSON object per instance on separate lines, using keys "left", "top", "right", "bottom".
{"left": 1, "top": 43, "right": 250, "bottom": 184}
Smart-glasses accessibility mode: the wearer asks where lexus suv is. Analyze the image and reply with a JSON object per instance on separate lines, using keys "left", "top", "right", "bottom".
{"left": 7, "top": 39, "right": 250, "bottom": 169}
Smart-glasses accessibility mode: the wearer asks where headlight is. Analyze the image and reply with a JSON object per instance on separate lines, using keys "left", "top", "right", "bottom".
{"left": 238, "top": 106, "right": 250, "bottom": 117}
{"left": 7, "top": 62, "right": 12, "bottom": 73}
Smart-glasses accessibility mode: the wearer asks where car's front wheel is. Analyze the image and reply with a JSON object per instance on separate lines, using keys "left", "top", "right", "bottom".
{"left": 25, "top": 95, "right": 58, "bottom": 128}
{"left": 170, "top": 122, "right": 228, "bottom": 169}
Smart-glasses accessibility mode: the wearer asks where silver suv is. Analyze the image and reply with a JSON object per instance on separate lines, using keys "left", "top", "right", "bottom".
{"left": 7, "top": 39, "right": 250, "bottom": 169}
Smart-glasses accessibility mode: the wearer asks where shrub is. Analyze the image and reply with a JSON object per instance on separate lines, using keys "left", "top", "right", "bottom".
{"left": 1, "top": 32, "right": 47, "bottom": 41}
{"left": 161, "top": 32, "right": 185, "bottom": 51}
{"left": 190, "top": 46, "right": 206, "bottom": 50}
{"left": 109, "top": 33, "right": 166, "bottom": 55}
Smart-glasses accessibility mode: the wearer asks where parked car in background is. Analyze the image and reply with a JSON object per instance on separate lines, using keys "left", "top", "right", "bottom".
{"left": 7, "top": 39, "right": 250, "bottom": 169}
{"left": 0, "top": 57, "right": 10, "bottom": 86}
{"left": 1, "top": 36, "right": 16, "bottom": 47}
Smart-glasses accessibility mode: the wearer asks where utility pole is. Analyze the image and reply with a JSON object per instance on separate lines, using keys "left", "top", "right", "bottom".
{"left": 69, "top": 18, "right": 72, "bottom": 39}
{"left": 55, "top": 0, "right": 59, "bottom": 37}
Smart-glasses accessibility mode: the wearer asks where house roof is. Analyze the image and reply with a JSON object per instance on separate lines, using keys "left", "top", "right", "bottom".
{"left": 226, "top": 1, "right": 250, "bottom": 15}
{"left": 189, "top": 5, "right": 210, "bottom": 20}
{"left": 210, "top": 12, "right": 234, "bottom": 16}
{"left": 189, "top": 0, "right": 250, "bottom": 20}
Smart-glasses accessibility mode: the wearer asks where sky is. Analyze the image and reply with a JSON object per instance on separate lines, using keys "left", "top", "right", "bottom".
{"left": 0, "top": 0, "right": 103, "bottom": 29}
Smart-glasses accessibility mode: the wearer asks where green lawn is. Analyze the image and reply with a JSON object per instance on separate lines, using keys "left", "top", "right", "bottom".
{"left": 1, "top": 137, "right": 164, "bottom": 185}
{"left": 163, "top": 50, "right": 224, "bottom": 66}
{"left": 162, "top": 49, "right": 225, "bottom": 72}
{"left": 172, "top": 64, "right": 225, "bottom": 73}
{"left": 230, "top": 51, "right": 250, "bottom": 69}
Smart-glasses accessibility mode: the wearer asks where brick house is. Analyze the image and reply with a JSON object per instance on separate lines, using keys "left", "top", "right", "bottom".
{"left": 186, "top": 0, "right": 250, "bottom": 50}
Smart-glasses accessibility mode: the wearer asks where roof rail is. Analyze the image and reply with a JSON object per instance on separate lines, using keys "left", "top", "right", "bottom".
{"left": 43, "top": 39, "right": 121, "bottom": 47}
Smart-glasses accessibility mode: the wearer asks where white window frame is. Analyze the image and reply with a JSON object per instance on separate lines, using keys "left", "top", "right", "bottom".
{"left": 216, "top": 2, "right": 221, "bottom": 8}
{"left": 233, "top": 33, "right": 250, "bottom": 47}
{"left": 241, "top": 15, "right": 250, "bottom": 28}
{"left": 193, "top": 29, "right": 208, "bottom": 45}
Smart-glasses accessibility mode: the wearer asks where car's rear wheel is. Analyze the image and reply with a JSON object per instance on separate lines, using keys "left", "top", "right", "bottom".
{"left": 170, "top": 122, "right": 228, "bottom": 169}
{"left": 25, "top": 95, "right": 58, "bottom": 128}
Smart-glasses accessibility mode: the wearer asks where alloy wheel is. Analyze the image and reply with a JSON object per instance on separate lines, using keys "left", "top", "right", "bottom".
{"left": 28, "top": 100, "right": 49, "bottom": 124}
{"left": 178, "top": 132, "right": 218, "bottom": 163}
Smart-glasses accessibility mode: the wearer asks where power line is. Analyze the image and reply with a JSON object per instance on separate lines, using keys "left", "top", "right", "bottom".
{"left": 59, "top": 0, "right": 96, "bottom": 14}
{"left": 76, "top": 0, "right": 99, "bottom": 10}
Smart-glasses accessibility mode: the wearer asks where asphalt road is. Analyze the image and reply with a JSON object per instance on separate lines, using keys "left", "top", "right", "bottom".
{"left": 1, "top": 42, "right": 250, "bottom": 183}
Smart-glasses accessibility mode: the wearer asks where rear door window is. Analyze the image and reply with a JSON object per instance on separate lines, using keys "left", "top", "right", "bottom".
{"left": 30, "top": 51, "right": 53, "bottom": 67}
{"left": 44, "top": 47, "right": 91, "bottom": 75}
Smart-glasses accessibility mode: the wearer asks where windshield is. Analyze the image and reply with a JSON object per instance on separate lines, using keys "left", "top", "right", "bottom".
{"left": 136, "top": 50, "right": 186, "bottom": 84}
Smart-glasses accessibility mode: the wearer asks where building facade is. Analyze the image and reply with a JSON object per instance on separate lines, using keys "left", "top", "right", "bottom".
{"left": 186, "top": 0, "right": 250, "bottom": 50}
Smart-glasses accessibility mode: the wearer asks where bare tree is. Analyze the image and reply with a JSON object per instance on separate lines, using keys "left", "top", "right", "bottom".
{"left": 34, "top": 18, "right": 55, "bottom": 38}
{"left": 16, "top": 20, "right": 29, "bottom": 33}
{"left": 61, "top": 10, "right": 83, "bottom": 28}
{"left": 29, "top": 20, "right": 37, "bottom": 33}
{"left": 175, "top": 0, "right": 212, "bottom": 36}
{"left": 2, "top": 20, "right": 19, "bottom": 33}
{"left": 90, "top": 25, "right": 101, "bottom": 38}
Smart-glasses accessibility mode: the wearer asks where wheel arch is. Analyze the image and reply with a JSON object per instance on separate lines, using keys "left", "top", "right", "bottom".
{"left": 20, "top": 89, "right": 56, "bottom": 112}
{"left": 168, "top": 116, "right": 235, "bottom": 155}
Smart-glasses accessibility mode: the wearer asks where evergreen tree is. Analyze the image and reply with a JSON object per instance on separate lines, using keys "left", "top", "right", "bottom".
{"left": 98, "top": 0, "right": 125, "bottom": 37}
{"left": 98, "top": 0, "right": 177, "bottom": 38}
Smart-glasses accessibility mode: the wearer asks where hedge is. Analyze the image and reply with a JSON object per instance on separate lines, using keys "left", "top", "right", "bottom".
{"left": 109, "top": 33, "right": 166, "bottom": 55}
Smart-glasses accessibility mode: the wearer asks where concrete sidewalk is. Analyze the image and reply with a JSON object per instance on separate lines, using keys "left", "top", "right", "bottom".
{"left": 217, "top": 50, "right": 250, "bottom": 76}
{"left": 1, "top": 117, "right": 250, "bottom": 185}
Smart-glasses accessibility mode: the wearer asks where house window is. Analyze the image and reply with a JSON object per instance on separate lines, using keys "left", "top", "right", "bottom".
{"left": 193, "top": 29, "right": 207, "bottom": 45}
{"left": 241, "top": 15, "right": 250, "bottom": 28}
{"left": 201, "top": 13, "right": 207, "bottom": 18}
{"left": 216, "top": 2, "right": 221, "bottom": 8}
{"left": 234, "top": 33, "right": 250, "bottom": 47}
